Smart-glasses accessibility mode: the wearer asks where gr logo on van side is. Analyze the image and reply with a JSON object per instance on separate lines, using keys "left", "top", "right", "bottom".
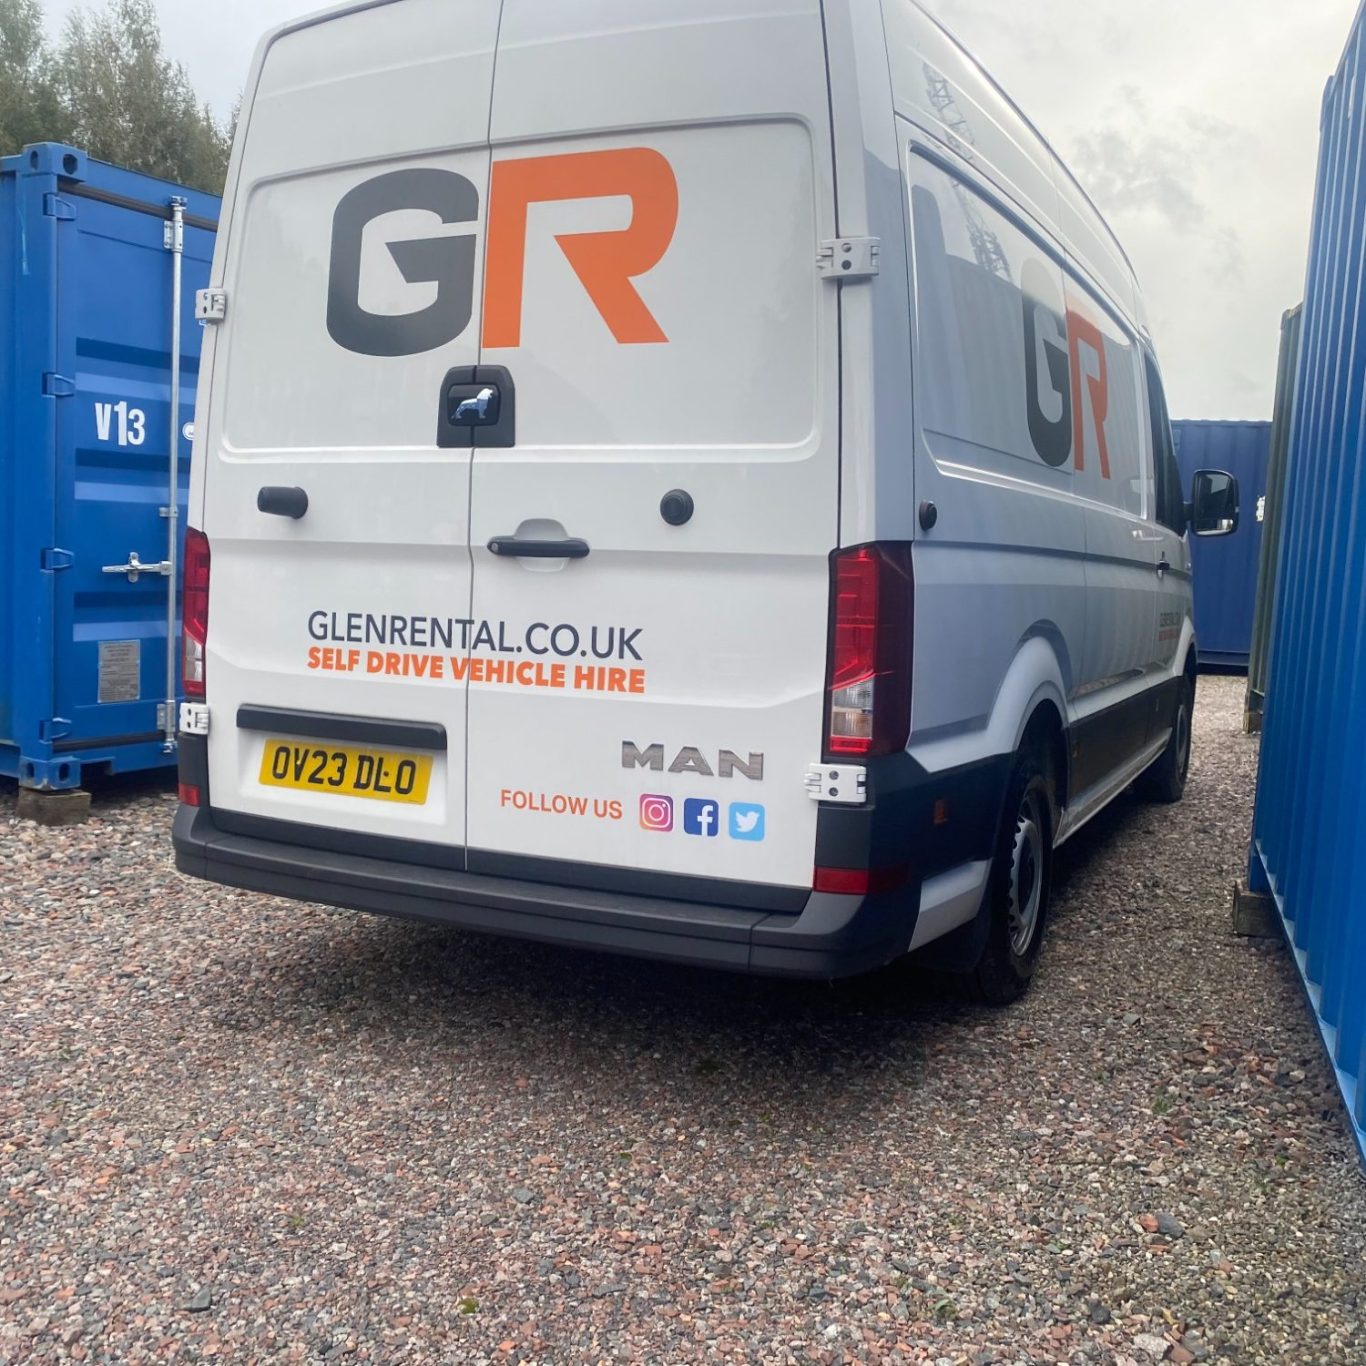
{"left": 622, "top": 743, "right": 764, "bottom": 781}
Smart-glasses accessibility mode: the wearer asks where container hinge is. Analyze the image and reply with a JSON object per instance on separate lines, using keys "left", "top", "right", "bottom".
{"left": 805, "top": 762, "right": 868, "bottom": 805}
{"left": 163, "top": 198, "right": 186, "bottom": 254}
{"left": 818, "top": 237, "right": 880, "bottom": 281}
{"left": 43, "top": 194, "right": 76, "bottom": 221}
{"left": 40, "top": 547, "right": 74, "bottom": 573}
{"left": 179, "top": 702, "right": 210, "bottom": 737}
{"left": 196, "top": 288, "right": 227, "bottom": 323}
{"left": 42, "top": 373, "right": 75, "bottom": 398}
{"left": 39, "top": 718, "right": 72, "bottom": 743}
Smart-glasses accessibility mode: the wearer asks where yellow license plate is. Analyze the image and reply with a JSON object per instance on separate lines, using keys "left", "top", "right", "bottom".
{"left": 258, "top": 739, "right": 433, "bottom": 805}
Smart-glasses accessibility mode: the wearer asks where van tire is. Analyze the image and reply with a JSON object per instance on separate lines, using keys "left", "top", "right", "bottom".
{"left": 1137, "top": 676, "right": 1193, "bottom": 805}
{"left": 964, "top": 753, "right": 1053, "bottom": 1006}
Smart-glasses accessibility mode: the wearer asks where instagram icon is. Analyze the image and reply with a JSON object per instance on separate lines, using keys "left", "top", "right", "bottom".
{"left": 639, "top": 795, "right": 674, "bottom": 832}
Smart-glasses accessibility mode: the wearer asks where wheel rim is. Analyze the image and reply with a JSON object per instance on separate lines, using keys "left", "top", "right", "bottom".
{"left": 1175, "top": 700, "right": 1191, "bottom": 784}
{"left": 1007, "top": 792, "right": 1045, "bottom": 958}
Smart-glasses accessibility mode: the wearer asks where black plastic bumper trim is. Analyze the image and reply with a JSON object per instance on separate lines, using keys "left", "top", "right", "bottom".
{"left": 236, "top": 706, "right": 447, "bottom": 752}
{"left": 173, "top": 805, "right": 915, "bottom": 980}
{"left": 209, "top": 807, "right": 807, "bottom": 913}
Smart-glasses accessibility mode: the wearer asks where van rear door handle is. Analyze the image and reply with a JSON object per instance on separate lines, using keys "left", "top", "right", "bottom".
{"left": 488, "top": 536, "right": 590, "bottom": 560}
{"left": 258, "top": 486, "right": 309, "bottom": 519}
{"left": 1157, "top": 556, "right": 1171, "bottom": 577}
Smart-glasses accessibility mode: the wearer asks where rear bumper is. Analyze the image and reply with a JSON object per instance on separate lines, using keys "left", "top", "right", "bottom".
{"left": 173, "top": 803, "right": 921, "bottom": 978}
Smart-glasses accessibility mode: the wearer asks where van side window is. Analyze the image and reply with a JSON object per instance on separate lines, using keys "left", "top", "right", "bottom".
{"left": 909, "top": 156, "right": 1072, "bottom": 490}
{"left": 908, "top": 153, "right": 1146, "bottom": 517}
{"left": 1144, "top": 355, "right": 1185, "bottom": 533}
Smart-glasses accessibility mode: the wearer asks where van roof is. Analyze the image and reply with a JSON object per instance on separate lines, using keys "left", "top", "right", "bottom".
{"left": 244, "top": 0, "right": 1145, "bottom": 332}
{"left": 907, "top": 0, "right": 1136, "bottom": 285}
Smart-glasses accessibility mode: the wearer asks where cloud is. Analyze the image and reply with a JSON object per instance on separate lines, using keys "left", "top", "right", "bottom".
{"left": 1069, "top": 125, "right": 1207, "bottom": 232}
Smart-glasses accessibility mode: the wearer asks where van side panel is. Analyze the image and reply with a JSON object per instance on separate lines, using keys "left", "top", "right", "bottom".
{"left": 883, "top": 0, "right": 1168, "bottom": 818}
{"left": 901, "top": 146, "right": 1086, "bottom": 766}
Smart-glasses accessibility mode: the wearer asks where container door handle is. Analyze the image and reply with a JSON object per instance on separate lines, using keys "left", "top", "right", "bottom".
{"left": 103, "top": 551, "right": 172, "bottom": 583}
{"left": 1157, "top": 556, "right": 1171, "bottom": 578}
{"left": 488, "top": 536, "right": 590, "bottom": 560}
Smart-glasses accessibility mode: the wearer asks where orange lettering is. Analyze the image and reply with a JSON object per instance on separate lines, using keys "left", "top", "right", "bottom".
{"left": 483, "top": 148, "right": 679, "bottom": 348}
{"left": 1066, "top": 302, "right": 1111, "bottom": 480}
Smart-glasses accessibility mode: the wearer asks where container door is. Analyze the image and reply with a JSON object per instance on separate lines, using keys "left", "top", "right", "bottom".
{"left": 200, "top": 0, "right": 502, "bottom": 852}
{"left": 52, "top": 188, "right": 215, "bottom": 758}
{"left": 463, "top": 0, "right": 840, "bottom": 897}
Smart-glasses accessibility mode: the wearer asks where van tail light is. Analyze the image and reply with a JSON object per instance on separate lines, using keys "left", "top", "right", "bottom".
{"left": 824, "top": 543, "right": 914, "bottom": 759}
{"left": 182, "top": 528, "right": 210, "bottom": 701}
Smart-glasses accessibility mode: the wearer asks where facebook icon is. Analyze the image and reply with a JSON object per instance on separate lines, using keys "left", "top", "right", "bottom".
{"left": 683, "top": 798, "right": 720, "bottom": 837}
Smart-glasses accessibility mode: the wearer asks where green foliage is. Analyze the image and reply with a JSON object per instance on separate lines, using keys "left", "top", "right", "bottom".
{"left": 0, "top": 0, "right": 70, "bottom": 152}
{"left": 0, "top": 0, "right": 231, "bottom": 194}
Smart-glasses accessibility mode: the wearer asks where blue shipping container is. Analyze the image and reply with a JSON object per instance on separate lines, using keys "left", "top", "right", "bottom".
{"left": 0, "top": 144, "right": 219, "bottom": 790}
{"left": 1171, "top": 420, "right": 1272, "bottom": 670}
{"left": 1248, "top": 5, "right": 1366, "bottom": 1163}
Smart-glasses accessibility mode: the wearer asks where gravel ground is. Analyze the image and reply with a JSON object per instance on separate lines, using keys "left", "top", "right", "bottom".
{"left": 2, "top": 675, "right": 1364, "bottom": 1365}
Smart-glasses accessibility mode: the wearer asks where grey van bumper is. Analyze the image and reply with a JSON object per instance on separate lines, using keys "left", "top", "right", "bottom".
{"left": 172, "top": 803, "right": 918, "bottom": 979}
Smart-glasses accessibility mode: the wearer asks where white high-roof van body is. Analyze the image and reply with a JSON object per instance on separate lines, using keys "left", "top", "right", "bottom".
{"left": 175, "top": 0, "right": 1236, "bottom": 1000}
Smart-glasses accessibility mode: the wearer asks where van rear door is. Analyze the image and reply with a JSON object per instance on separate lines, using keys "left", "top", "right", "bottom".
{"left": 200, "top": 0, "right": 500, "bottom": 851}
{"left": 464, "top": 0, "right": 840, "bottom": 898}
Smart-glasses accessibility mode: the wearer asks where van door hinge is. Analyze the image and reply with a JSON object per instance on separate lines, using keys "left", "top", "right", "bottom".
{"left": 43, "top": 194, "right": 76, "bottom": 221}
{"left": 40, "top": 547, "right": 74, "bottom": 572}
{"left": 195, "top": 288, "right": 227, "bottom": 323}
{"left": 805, "top": 762, "right": 868, "bottom": 805}
{"left": 818, "top": 237, "right": 880, "bottom": 280}
{"left": 178, "top": 702, "right": 210, "bottom": 737}
{"left": 42, "top": 373, "right": 75, "bottom": 398}
{"left": 39, "top": 718, "right": 72, "bottom": 743}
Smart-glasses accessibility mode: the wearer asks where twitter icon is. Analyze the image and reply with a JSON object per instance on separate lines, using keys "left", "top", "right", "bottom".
{"left": 728, "top": 803, "right": 766, "bottom": 842}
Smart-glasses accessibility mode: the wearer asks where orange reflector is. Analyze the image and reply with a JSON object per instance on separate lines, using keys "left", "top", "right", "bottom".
{"left": 933, "top": 798, "right": 950, "bottom": 827}
{"left": 178, "top": 782, "right": 201, "bottom": 808}
{"left": 813, "top": 864, "right": 909, "bottom": 896}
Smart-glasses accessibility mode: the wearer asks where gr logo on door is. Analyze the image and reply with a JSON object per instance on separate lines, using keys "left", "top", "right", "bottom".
{"left": 327, "top": 149, "right": 679, "bottom": 358}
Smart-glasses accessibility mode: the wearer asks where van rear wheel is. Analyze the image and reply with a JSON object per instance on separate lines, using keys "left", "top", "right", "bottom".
{"left": 964, "top": 754, "right": 1053, "bottom": 1006}
{"left": 1137, "top": 675, "right": 1194, "bottom": 804}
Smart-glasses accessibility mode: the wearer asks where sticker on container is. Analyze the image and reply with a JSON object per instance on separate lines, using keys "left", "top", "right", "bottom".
{"left": 98, "top": 640, "right": 141, "bottom": 704}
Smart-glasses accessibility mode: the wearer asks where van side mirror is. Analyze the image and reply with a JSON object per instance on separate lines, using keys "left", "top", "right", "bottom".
{"left": 1188, "top": 469, "right": 1240, "bottom": 537}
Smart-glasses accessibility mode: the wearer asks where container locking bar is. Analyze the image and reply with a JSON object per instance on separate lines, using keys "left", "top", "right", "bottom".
{"left": 162, "top": 196, "right": 186, "bottom": 754}
{"left": 102, "top": 551, "right": 172, "bottom": 583}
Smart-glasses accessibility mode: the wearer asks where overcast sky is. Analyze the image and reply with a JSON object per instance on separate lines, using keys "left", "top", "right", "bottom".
{"left": 39, "top": 0, "right": 1352, "bottom": 418}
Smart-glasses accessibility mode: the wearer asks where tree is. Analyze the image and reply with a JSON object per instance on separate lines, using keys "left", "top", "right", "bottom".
{"left": 0, "top": 0, "right": 70, "bottom": 154}
{"left": 56, "top": 0, "right": 230, "bottom": 193}
{"left": 0, "top": 0, "right": 231, "bottom": 192}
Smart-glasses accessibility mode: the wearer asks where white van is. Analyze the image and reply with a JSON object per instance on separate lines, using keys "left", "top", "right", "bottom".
{"left": 174, "top": 0, "right": 1238, "bottom": 1002}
